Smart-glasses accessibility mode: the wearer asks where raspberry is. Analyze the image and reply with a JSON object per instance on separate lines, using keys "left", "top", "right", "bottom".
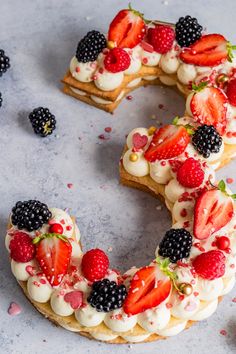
{"left": 147, "top": 25, "right": 175, "bottom": 54}
{"left": 177, "top": 158, "right": 204, "bottom": 188}
{"left": 104, "top": 48, "right": 131, "bottom": 73}
{"left": 226, "top": 78, "right": 236, "bottom": 107}
{"left": 81, "top": 249, "right": 109, "bottom": 281}
{"left": 192, "top": 250, "right": 226, "bottom": 280}
{"left": 9, "top": 231, "right": 35, "bottom": 263}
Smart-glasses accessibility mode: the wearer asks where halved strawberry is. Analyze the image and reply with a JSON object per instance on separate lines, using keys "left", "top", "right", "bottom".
{"left": 190, "top": 87, "right": 227, "bottom": 135}
{"left": 180, "top": 34, "right": 228, "bottom": 66}
{"left": 193, "top": 189, "right": 234, "bottom": 240}
{"left": 144, "top": 125, "right": 190, "bottom": 162}
{"left": 108, "top": 8, "right": 146, "bottom": 48}
{"left": 34, "top": 234, "right": 72, "bottom": 286}
{"left": 123, "top": 266, "right": 171, "bottom": 315}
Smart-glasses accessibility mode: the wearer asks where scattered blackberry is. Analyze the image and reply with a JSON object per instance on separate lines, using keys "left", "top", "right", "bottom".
{"left": 158, "top": 228, "right": 192, "bottom": 263}
{"left": 0, "top": 92, "right": 2, "bottom": 107}
{"left": 175, "top": 15, "right": 203, "bottom": 47}
{"left": 192, "top": 125, "right": 222, "bottom": 158}
{"left": 29, "top": 107, "right": 56, "bottom": 137}
{"left": 11, "top": 200, "right": 52, "bottom": 232}
{"left": 0, "top": 49, "right": 10, "bottom": 77}
{"left": 76, "top": 30, "right": 107, "bottom": 63}
{"left": 88, "top": 279, "right": 127, "bottom": 313}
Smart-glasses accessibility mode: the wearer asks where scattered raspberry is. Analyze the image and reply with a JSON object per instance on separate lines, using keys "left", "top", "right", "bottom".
{"left": 177, "top": 158, "right": 204, "bottom": 188}
{"left": 126, "top": 95, "right": 133, "bottom": 101}
{"left": 220, "top": 329, "right": 227, "bottom": 336}
{"left": 9, "top": 231, "right": 35, "bottom": 263}
{"left": 104, "top": 48, "right": 130, "bottom": 73}
{"left": 67, "top": 183, "right": 73, "bottom": 189}
{"left": 226, "top": 78, "right": 236, "bottom": 107}
{"left": 81, "top": 249, "right": 109, "bottom": 281}
{"left": 232, "top": 297, "right": 236, "bottom": 303}
{"left": 192, "top": 250, "right": 226, "bottom": 280}
{"left": 147, "top": 25, "right": 175, "bottom": 54}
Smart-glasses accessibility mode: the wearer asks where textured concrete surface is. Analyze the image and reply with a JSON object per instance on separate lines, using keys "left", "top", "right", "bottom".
{"left": 0, "top": 0, "right": 236, "bottom": 353}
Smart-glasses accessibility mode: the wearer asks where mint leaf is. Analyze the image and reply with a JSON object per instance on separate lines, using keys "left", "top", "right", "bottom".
{"left": 192, "top": 81, "right": 209, "bottom": 92}
{"left": 218, "top": 180, "right": 226, "bottom": 192}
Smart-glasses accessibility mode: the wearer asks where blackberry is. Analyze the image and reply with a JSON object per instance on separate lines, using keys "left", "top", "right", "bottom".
{"left": 76, "top": 30, "right": 107, "bottom": 63}
{"left": 175, "top": 15, "right": 203, "bottom": 47}
{"left": 29, "top": 107, "right": 56, "bottom": 137}
{"left": 192, "top": 125, "right": 222, "bottom": 158}
{"left": 0, "top": 49, "right": 10, "bottom": 77}
{"left": 158, "top": 228, "right": 192, "bottom": 263}
{"left": 88, "top": 279, "right": 127, "bottom": 313}
{"left": 11, "top": 200, "right": 52, "bottom": 232}
{"left": 0, "top": 92, "right": 2, "bottom": 107}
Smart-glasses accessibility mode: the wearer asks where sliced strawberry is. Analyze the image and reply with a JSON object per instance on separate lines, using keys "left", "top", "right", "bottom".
{"left": 35, "top": 234, "right": 72, "bottom": 286}
{"left": 193, "top": 189, "right": 234, "bottom": 240}
{"left": 180, "top": 34, "right": 228, "bottom": 67}
{"left": 144, "top": 125, "right": 190, "bottom": 162}
{"left": 190, "top": 87, "right": 227, "bottom": 135}
{"left": 123, "top": 266, "right": 171, "bottom": 315}
{"left": 108, "top": 8, "right": 146, "bottom": 48}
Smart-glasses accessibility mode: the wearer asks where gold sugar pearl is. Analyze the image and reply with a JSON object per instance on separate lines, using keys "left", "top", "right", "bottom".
{"left": 148, "top": 126, "right": 157, "bottom": 136}
{"left": 179, "top": 283, "right": 193, "bottom": 296}
{"left": 129, "top": 153, "right": 138, "bottom": 162}
{"left": 216, "top": 73, "right": 229, "bottom": 86}
{"left": 107, "top": 40, "right": 115, "bottom": 49}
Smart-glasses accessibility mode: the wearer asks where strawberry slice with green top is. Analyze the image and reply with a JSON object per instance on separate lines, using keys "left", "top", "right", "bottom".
{"left": 180, "top": 34, "right": 232, "bottom": 66}
{"left": 33, "top": 233, "right": 72, "bottom": 286}
{"left": 193, "top": 180, "right": 234, "bottom": 240}
{"left": 190, "top": 85, "right": 228, "bottom": 135}
{"left": 144, "top": 124, "right": 190, "bottom": 162}
{"left": 123, "top": 265, "right": 172, "bottom": 315}
{"left": 108, "top": 5, "right": 146, "bottom": 48}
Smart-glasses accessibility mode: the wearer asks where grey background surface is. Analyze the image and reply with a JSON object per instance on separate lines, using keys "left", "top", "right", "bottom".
{"left": 0, "top": 0, "right": 236, "bottom": 353}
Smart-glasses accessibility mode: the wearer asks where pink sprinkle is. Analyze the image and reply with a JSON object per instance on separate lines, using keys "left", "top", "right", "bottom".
{"left": 104, "top": 127, "right": 112, "bottom": 133}
{"left": 166, "top": 303, "right": 173, "bottom": 309}
{"left": 33, "top": 281, "right": 40, "bottom": 287}
{"left": 142, "top": 57, "right": 148, "bottom": 64}
{"left": 161, "top": 161, "right": 166, "bottom": 166}
{"left": 67, "top": 183, "right": 73, "bottom": 189}
{"left": 48, "top": 219, "right": 57, "bottom": 225}
{"left": 220, "top": 329, "right": 227, "bottom": 336}
{"left": 158, "top": 104, "right": 164, "bottom": 109}
{"left": 75, "top": 67, "right": 80, "bottom": 73}
{"left": 8, "top": 302, "right": 22, "bottom": 316}
{"left": 40, "top": 279, "right": 46, "bottom": 285}
{"left": 26, "top": 265, "right": 35, "bottom": 276}
{"left": 126, "top": 95, "right": 133, "bottom": 101}
{"left": 226, "top": 178, "right": 234, "bottom": 184}
{"left": 60, "top": 219, "right": 65, "bottom": 225}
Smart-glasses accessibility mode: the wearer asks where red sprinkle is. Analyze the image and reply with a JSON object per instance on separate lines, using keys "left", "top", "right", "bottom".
{"left": 226, "top": 178, "right": 234, "bottom": 184}
{"left": 126, "top": 95, "right": 133, "bottom": 101}
{"left": 67, "top": 183, "right": 73, "bottom": 189}
{"left": 40, "top": 279, "right": 46, "bottom": 285}
{"left": 66, "top": 225, "right": 72, "bottom": 231}
{"left": 180, "top": 208, "right": 187, "bottom": 217}
{"left": 166, "top": 303, "right": 173, "bottom": 309}
{"left": 142, "top": 57, "right": 148, "bottom": 64}
{"left": 104, "top": 127, "right": 112, "bottom": 133}
{"left": 75, "top": 67, "right": 80, "bottom": 73}
{"left": 158, "top": 104, "right": 164, "bottom": 109}
{"left": 220, "top": 329, "right": 227, "bottom": 336}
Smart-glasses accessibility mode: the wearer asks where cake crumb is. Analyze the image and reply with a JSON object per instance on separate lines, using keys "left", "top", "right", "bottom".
{"left": 107, "top": 247, "right": 113, "bottom": 252}
{"left": 156, "top": 205, "right": 162, "bottom": 211}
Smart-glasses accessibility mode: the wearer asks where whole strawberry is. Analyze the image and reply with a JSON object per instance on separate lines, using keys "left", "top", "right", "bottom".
{"left": 147, "top": 25, "right": 175, "bottom": 54}
{"left": 177, "top": 158, "right": 204, "bottom": 188}
{"left": 192, "top": 250, "right": 226, "bottom": 280}
{"left": 81, "top": 249, "right": 109, "bottom": 282}
{"left": 104, "top": 48, "right": 131, "bottom": 73}
{"left": 226, "top": 78, "right": 236, "bottom": 106}
{"left": 9, "top": 231, "right": 35, "bottom": 263}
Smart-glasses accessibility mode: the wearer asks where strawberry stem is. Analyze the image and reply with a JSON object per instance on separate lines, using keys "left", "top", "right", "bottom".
{"left": 192, "top": 81, "right": 209, "bottom": 92}
{"left": 227, "top": 42, "right": 236, "bottom": 63}
{"left": 172, "top": 116, "right": 195, "bottom": 136}
{"left": 156, "top": 257, "right": 179, "bottom": 291}
{"left": 32, "top": 233, "right": 69, "bottom": 244}
{"left": 209, "top": 179, "right": 236, "bottom": 200}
